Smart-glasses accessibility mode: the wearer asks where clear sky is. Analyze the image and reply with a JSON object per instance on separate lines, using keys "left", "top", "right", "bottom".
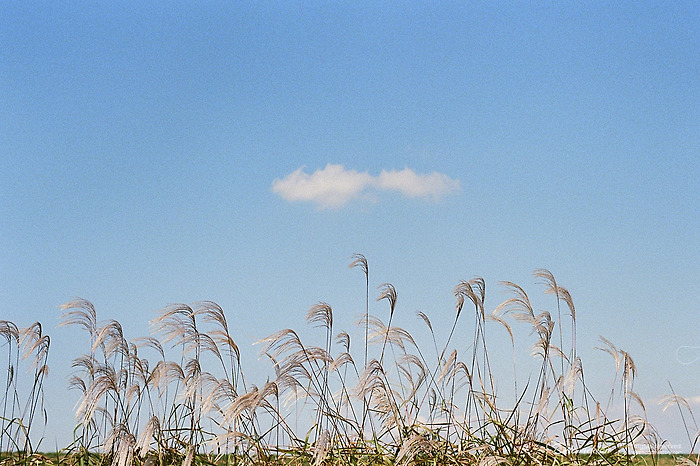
{"left": 1, "top": 1, "right": 699, "bottom": 451}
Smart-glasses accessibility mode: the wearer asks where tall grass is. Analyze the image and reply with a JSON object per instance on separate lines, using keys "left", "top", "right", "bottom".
{"left": 2, "top": 258, "right": 697, "bottom": 465}
{"left": 0, "top": 320, "right": 50, "bottom": 457}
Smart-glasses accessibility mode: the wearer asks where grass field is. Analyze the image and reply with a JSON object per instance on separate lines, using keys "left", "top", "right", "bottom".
{"left": 2, "top": 258, "right": 698, "bottom": 465}
{"left": 0, "top": 453, "right": 697, "bottom": 466}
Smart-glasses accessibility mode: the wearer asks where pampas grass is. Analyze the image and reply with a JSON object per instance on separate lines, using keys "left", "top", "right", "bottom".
{"left": 1, "top": 257, "right": 696, "bottom": 465}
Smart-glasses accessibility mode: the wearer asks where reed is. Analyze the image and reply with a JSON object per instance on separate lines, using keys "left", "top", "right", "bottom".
{"left": 0, "top": 319, "right": 50, "bottom": 459}
{"left": 1, "top": 257, "right": 695, "bottom": 465}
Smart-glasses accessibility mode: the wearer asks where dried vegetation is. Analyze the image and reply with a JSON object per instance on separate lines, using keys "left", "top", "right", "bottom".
{"left": 1, "top": 256, "right": 697, "bottom": 465}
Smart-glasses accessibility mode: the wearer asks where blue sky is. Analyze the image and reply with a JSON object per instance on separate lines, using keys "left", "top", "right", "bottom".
{"left": 1, "top": 1, "right": 699, "bottom": 451}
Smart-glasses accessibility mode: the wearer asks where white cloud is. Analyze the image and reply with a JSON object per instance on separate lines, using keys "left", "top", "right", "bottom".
{"left": 271, "top": 164, "right": 372, "bottom": 209}
{"left": 375, "top": 168, "right": 460, "bottom": 199}
{"left": 271, "top": 164, "right": 460, "bottom": 209}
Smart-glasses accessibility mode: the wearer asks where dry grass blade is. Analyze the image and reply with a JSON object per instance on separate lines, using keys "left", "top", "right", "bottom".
{"left": 329, "top": 352, "right": 355, "bottom": 372}
{"left": 416, "top": 310, "right": 433, "bottom": 333}
{"left": 563, "top": 357, "right": 583, "bottom": 396}
{"left": 76, "top": 365, "right": 119, "bottom": 425}
{"left": 495, "top": 281, "right": 534, "bottom": 320}
{"left": 107, "top": 423, "right": 136, "bottom": 466}
{"left": 596, "top": 336, "right": 621, "bottom": 372}
{"left": 19, "top": 324, "right": 50, "bottom": 370}
{"left": 306, "top": 302, "right": 333, "bottom": 330}
{"left": 135, "top": 416, "right": 159, "bottom": 456}
{"left": 223, "top": 386, "right": 260, "bottom": 424}
{"left": 0, "top": 320, "right": 20, "bottom": 344}
{"left": 186, "top": 332, "right": 223, "bottom": 363}
{"left": 660, "top": 394, "right": 691, "bottom": 412}
{"left": 629, "top": 391, "right": 646, "bottom": 414}
{"left": 193, "top": 301, "right": 228, "bottom": 329}
{"left": 147, "top": 360, "right": 185, "bottom": 393}
{"left": 621, "top": 350, "right": 636, "bottom": 383}
{"left": 131, "top": 336, "right": 165, "bottom": 359}
{"left": 335, "top": 331, "right": 351, "bottom": 352}
{"left": 59, "top": 298, "right": 97, "bottom": 336}
{"left": 367, "top": 318, "right": 417, "bottom": 352}
{"left": 396, "top": 431, "right": 434, "bottom": 466}
{"left": 348, "top": 253, "right": 368, "bottom": 275}
{"left": 558, "top": 287, "right": 576, "bottom": 322}
{"left": 437, "top": 350, "right": 458, "bottom": 384}
{"left": 486, "top": 313, "right": 513, "bottom": 343}
{"left": 533, "top": 269, "right": 558, "bottom": 297}
{"left": 478, "top": 455, "right": 509, "bottom": 466}
{"left": 256, "top": 329, "right": 304, "bottom": 359}
{"left": 150, "top": 303, "right": 196, "bottom": 347}
{"left": 92, "top": 320, "right": 127, "bottom": 358}
{"left": 312, "top": 429, "right": 330, "bottom": 466}
{"left": 455, "top": 278, "right": 486, "bottom": 317}
{"left": 377, "top": 283, "right": 397, "bottom": 316}
{"left": 183, "top": 445, "right": 194, "bottom": 466}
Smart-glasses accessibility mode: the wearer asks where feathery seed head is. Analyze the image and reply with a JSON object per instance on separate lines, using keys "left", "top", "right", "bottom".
{"left": 306, "top": 302, "right": 333, "bottom": 330}
{"left": 348, "top": 253, "right": 368, "bottom": 276}
{"left": 377, "top": 283, "right": 397, "bottom": 316}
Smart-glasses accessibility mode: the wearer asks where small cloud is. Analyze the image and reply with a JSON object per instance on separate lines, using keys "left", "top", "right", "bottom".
{"left": 271, "top": 164, "right": 460, "bottom": 209}
{"left": 271, "top": 164, "right": 373, "bottom": 209}
{"left": 375, "top": 168, "right": 460, "bottom": 199}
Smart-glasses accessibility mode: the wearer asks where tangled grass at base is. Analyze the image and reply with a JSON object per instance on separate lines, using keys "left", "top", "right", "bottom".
{"left": 0, "top": 454, "right": 696, "bottom": 466}
{"left": 2, "top": 257, "right": 699, "bottom": 465}
{"left": 0, "top": 454, "right": 695, "bottom": 466}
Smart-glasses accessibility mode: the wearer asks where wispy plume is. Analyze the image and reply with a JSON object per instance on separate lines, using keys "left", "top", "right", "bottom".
{"left": 271, "top": 164, "right": 460, "bottom": 209}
